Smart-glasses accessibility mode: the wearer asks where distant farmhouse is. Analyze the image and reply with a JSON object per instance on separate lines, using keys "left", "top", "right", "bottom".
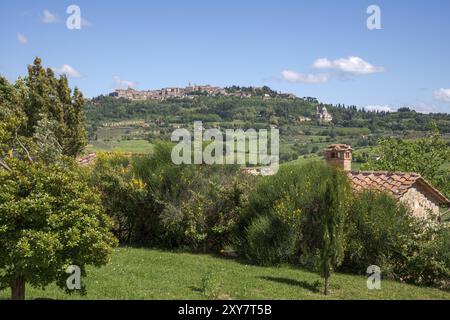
{"left": 324, "top": 144, "right": 450, "bottom": 220}
{"left": 109, "top": 84, "right": 297, "bottom": 101}
{"left": 299, "top": 116, "right": 312, "bottom": 122}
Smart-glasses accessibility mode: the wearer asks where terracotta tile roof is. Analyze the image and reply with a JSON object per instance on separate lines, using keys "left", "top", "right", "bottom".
{"left": 347, "top": 171, "right": 450, "bottom": 205}
{"left": 325, "top": 144, "right": 352, "bottom": 151}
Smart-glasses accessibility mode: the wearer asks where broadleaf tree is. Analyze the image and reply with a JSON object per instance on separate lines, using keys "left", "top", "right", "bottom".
{"left": 362, "top": 121, "right": 450, "bottom": 198}
{"left": 0, "top": 60, "right": 118, "bottom": 300}
{"left": 0, "top": 159, "right": 118, "bottom": 300}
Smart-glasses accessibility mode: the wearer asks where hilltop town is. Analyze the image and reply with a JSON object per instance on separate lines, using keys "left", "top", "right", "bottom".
{"left": 107, "top": 84, "right": 333, "bottom": 124}
{"left": 109, "top": 84, "right": 298, "bottom": 101}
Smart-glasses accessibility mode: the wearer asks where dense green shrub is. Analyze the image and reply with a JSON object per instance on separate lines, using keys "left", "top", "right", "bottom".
{"left": 343, "top": 191, "right": 450, "bottom": 289}
{"left": 342, "top": 191, "right": 413, "bottom": 276}
{"left": 244, "top": 215, "right": 298, "bottom": 265}
{"left": 92, "top": 142, "right": 255, "bottom": 251}
{"left": 400, "top": 221, "right": 450, "bottom": 288}
{"left": 237, "top": 162, "right": 352, "bottom": 269}
{"left": 157, "top": 165, "right": 253, "bottom": 251}
{"left": 91, "top": 153, "right": 160, "bottom": 246}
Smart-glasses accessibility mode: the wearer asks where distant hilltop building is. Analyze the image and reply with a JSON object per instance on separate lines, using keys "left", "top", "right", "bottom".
{"left": 185, "top": 84, "right": 226, "bottom": 96}
{"left": 109, "top": 84, "right": 297, "bottom": 101}
{"left": 316, "top": 106, "right": 333, "bottom": 124}
{"left": 110, "top": 84, "right": 226, "bottom": 101}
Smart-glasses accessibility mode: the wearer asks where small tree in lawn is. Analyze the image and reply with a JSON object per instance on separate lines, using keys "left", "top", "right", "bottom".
{"left": 0, "top": 158, "right": 118, "bottom": 300}
{"left": 301, "top": 167, "right": 351, "bottom": 295}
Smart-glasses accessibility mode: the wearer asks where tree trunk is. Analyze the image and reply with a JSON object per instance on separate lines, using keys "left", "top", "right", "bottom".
{"left": 324, "top": 276, "right": 330, "bottom": 296}
{"left": 11, "top": 276, "right": 25, "bottom": 300}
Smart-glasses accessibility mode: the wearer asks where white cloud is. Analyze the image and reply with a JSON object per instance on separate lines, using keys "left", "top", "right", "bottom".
{"left": 41, "top": 10, "right": 58, "bottom": 23}
{"left": 52, "top": 64, "right": 81, "bottom": 78}
{"left": 312, "top": 58, "right": 332, "bottom": 69}
{"left": 434, "top": 88, "right": 450, "bottom": 102}
{"left": 365, "top": 105, "right": 394, "bottom": 112}
{"left": 281, "top": 70, "right": 330, "bottom": 84}
{"left": 113, "top": 76, "right": 135, "bottom": 89}
{"left": 281, "top": 56, "right": 385, "bottom": 85}
{"left": 313, "top": 56, "right": 385, "bottom": 75}
{"left": 17, "top": 33, "right": 28, "bottom": 44}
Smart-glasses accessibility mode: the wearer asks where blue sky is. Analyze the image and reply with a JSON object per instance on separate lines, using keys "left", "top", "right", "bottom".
{"left": 1, "top": 0, "right": 450, "bottom": 113}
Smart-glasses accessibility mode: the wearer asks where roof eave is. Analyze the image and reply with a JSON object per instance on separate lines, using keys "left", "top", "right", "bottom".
{"left": 415, "top": 178, "right": 450, "bottom": 206}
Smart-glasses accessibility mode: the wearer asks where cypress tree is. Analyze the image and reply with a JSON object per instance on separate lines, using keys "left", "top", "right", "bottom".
{"left": 46, "top": 68, "right": 66, "bottom": 147}
{"left": 24, "top": 57, "right": 51, "bottom": 136}
{"left": 19, "top": 57, "right": 88, "bottom": 158}
{"left": 300, "top": 166, "right": 351, "bottom": 295}
{"left": 319, "top": 169, "right": 349, "bottom": 295}
{"left": 64, "top": 87, "right": 87, "bottom": 157}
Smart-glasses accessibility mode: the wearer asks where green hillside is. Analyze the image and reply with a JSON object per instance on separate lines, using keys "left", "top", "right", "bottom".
{"left": 84, "top": 94, "right": 450, "bottom": 166}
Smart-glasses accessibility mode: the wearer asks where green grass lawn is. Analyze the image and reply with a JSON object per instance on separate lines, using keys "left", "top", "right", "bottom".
{"left": 1, "top": 247, "right": 449, "bottom": 300}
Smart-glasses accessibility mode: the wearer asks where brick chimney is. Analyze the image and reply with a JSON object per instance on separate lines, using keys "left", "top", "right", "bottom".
{"left": 324, "top": 144, "right": 352, "bottom": 171}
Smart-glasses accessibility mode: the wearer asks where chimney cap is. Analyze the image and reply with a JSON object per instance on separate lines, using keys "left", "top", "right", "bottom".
{"left": 325, "top": 144, "right": 352, "bottom": 152}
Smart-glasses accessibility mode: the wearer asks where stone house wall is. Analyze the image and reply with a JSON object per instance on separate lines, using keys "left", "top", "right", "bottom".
{"left": 399, "top": 185, "right": 440, "bottom": 219}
